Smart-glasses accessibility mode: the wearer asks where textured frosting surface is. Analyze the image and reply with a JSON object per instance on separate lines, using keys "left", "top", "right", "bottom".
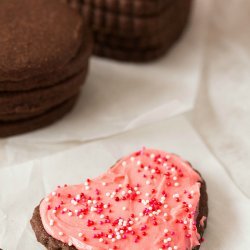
{"left": 40, "top": 148, "right": 203, "bottom": 250}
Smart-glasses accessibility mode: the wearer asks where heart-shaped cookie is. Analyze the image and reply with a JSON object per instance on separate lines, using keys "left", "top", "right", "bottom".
{"left": 31, "top": 148, "right": 208, "bottom": 250}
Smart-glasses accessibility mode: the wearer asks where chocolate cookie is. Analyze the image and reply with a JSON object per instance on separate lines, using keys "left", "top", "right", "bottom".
{"left": 0, "top": 95, "right": 78, "bottom": 137}
{"left": 82, "top": 1, "right": 183, "bottom": 36}
{"left": 62, "top": 0, "right": 82, "bottom": 13}
{"left": 0, "top": 33, "right": 92, "bottom": 92}
{"left": 81, "top": 0, "right": 173, "bottom": 17}
{"left": 31, "top": 149, "right": 208, "bottom": 250}
{"left": 0, "top": 0, "right": 85, "bottom": 82}
{"left": 0, "top": 69, "right": 88, "bottom": 116}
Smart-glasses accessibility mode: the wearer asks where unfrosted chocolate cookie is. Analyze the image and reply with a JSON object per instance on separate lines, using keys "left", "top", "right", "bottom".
{"left": 0, "top": 0, "right": 85, "bottom": 83}
{"left": 0, "top": 69, "right": 88, "bottom": 116}
{"left": 0, "top": 33, "right": 92, "bottom": 92}
{"left": 81, "top": 0, "right": 172, "bottom": 17}
{"left": 0, "top": 95, "right": 78, "bottom": 137}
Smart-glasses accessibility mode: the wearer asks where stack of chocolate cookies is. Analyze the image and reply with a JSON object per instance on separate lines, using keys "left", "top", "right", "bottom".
{"left": 81, "top": 0, "right": 193, "bottom": 62}
{"left": 0, "top": 0, "right": 92, "bottom": 137}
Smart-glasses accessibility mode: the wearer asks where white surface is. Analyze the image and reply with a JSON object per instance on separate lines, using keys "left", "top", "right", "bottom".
{"left": 1, "top": 0, "right": 250, "bottom": 249}
{"left": 1, "top": 117, "right": 250, "bottom": 250}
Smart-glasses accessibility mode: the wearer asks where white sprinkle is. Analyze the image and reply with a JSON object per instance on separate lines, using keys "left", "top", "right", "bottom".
{"left": 99, "top": 238, "right": 104, "bottom": 242}
{"left": 45, "top": 198, "right": 50, "bottom": 202}
{"left": 68, "top": 242, "right": 73, "bottom": 246}
{"left": 136, "top": 191, "right": 141, "bottom": 195}
{"left": 173, "top": 176, "right": 178, "bottom": 181}
{"left": 128, "top": 190, "right": 132, "bottom": 194}
{"left": 84, "top": 182, "right": 88, "bottom": 186}
{"left": 49, "top": 220, "right": 54, "bottom": 226}
{"left": 104, "top": 204, "right": 108, "bottom": 209}
{"left": 68, "top": 212, "right": 72, "bottom": 216}
{"left": 52, "top": 210, "right": 56, "bottom": 214}
{"left": 164, "top": 213, "right": 168, "bottom": 217}
{"left": 151, "top": 169, "right": 156, "bottom": 174}
{"left": 122, "top": 161, "right": 127, "bottom": 167}
{"left": 137, "top": 160, "right": 141, "bottom": 165}
{"left": 120, "top": 230, "right": 124, "bottom": 234}
{"left": 145, "top": 193, "right": 150, "bottom": 197}
{"left": 174, "top": 182, "right": 180, "bottom": 187}
{"left": 139, "top": 212, "right": 143, "bottom": 217}
{"left": 144, "top": 166, "right": 149, "bottom": 171}
{"left": 122, "top": 207, "right": 127, "bottom": 211}
{"left": 189, "top": 204, "right": 193, "bottom": 208}
{"left": 63, "top": 208, "right": 67, "bottom": 212}
{"left": 164, "top": 204, "right": 168, "bottom": 208}
{"left": 52, "top": 192, "right": 56, "bottom": 196}
{"left": 112, "top": 238, "right": 116, "bottom": 242}
{"left": 93, "top": 200, "right": 97, "bottom": 204}
{"left": 121, "top": 190, "right": 126, "bottom": 195}
{"left": 130, "top": 157, "right": 135, "bottom": 162}
{"left": 134, "top": 187, "right": 138, "bottom": 191}
{"left": 118, "top": 184, "right": 123, "bottom": 188}
{"left": 59, "top": 232, "right": 63, "bottom": 236}
{"left": 174, "top": 246, "right": 178, "bottom": 250}
{"left": 100, "top": 214, "right": 105, "bottom": 219}
{"left": 135, "top": 217, "right": 139, "bottom": 221}
{"left": 164, "top": 229, "right": 169, "bottom": 233}
{"left": 102, "top": 182, "right": 106, "bottom": 186}
{"left": 146, "top": 180, "right": 151, "bottom": 185}
{"left": 108, "top": 234, "right": 112, "bottom": 239}
{"left": 78, "top": 233, "right": 83, "bottom": 237}
{"left": 116, "top": 235, "right": 121, "bottom": 240}
{"left": 85, "top": 186, "right": 90, "bottom": 190}
{"left": 106, "top": 192, "right": 111, "bottom": 197}
{"left": 79, "top": 214, "right": 83, "bottom": 219}
{"left": 168, "top": 247, "right": 172, "bottom": 250}
{"left": 150, "top": 154, "right": 155, "bottom": 159}
{"left": 128, "top": 227, "right": 132, "bottom": 231}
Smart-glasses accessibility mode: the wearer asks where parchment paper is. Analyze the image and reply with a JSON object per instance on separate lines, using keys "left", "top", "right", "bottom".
{"left": 0, "top": 116, "right": 249, "bottom": 249}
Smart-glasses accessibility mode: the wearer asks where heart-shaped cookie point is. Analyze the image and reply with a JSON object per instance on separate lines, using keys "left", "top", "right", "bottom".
{"left": 37, "top": 148, "right": 208, "bottom": 250}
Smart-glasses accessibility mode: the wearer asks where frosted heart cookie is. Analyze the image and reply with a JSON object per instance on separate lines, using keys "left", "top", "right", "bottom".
{"left": 31, "top": 148, "right": 208, "bottom": 250}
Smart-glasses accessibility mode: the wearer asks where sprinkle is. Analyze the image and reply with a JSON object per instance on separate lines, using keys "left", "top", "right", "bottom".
{"left": 106, "top": 192, "right": 111, "bottom": 197}
{"left": 102, "top": 182, "right": 107, "bottom": 186}
{"left": 78, "top": 233, "right": 83, "bottom": 237}
{"left": 52, "top": 192, "right": 56, "bottom": 196}
{"left": 59, "top": 232, "right": 63, "bottom": 236}
{"left": 122, "top": 207, "right": 127, "bottom": 211}
{"left": 49, "top": 220, "right": 54, "bottom": 226}
{"left": 122, "top": 161, "right": 127, "bottom": 167}
{"left": 146, "top": 180, "right": 151, "bottom": 185}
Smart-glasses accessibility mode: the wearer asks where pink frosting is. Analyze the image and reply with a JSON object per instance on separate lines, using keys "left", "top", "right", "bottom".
{"left": 40, "top": 148, "right": 203, "bottom": 250}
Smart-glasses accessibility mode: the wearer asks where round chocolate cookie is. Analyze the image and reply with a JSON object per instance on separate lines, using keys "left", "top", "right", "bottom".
{"left": 82, "top": 0, "right": 192, "bottom": 61}
{"left": 0, "top": 33, "right": 92, "bottom": 92}
{"left": 0, "top": 69, "right": 88, "bottom": 116}
{"left": 81, "top": 0, "right": 172, "bottom": 17}
{"left": 82, "top": 1, "right": 180, "bottom": 36}
{"left": 61, "top": 0, "right": 82, "bottom": 13}
{"left": 31, "top": 150, "right": 208, "bottom": 250}
{"left": 0, "top": 0, "right": 85, "bottom": 83}
{"left": 0, "top": 96, "right": 78, "bottom": 138}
